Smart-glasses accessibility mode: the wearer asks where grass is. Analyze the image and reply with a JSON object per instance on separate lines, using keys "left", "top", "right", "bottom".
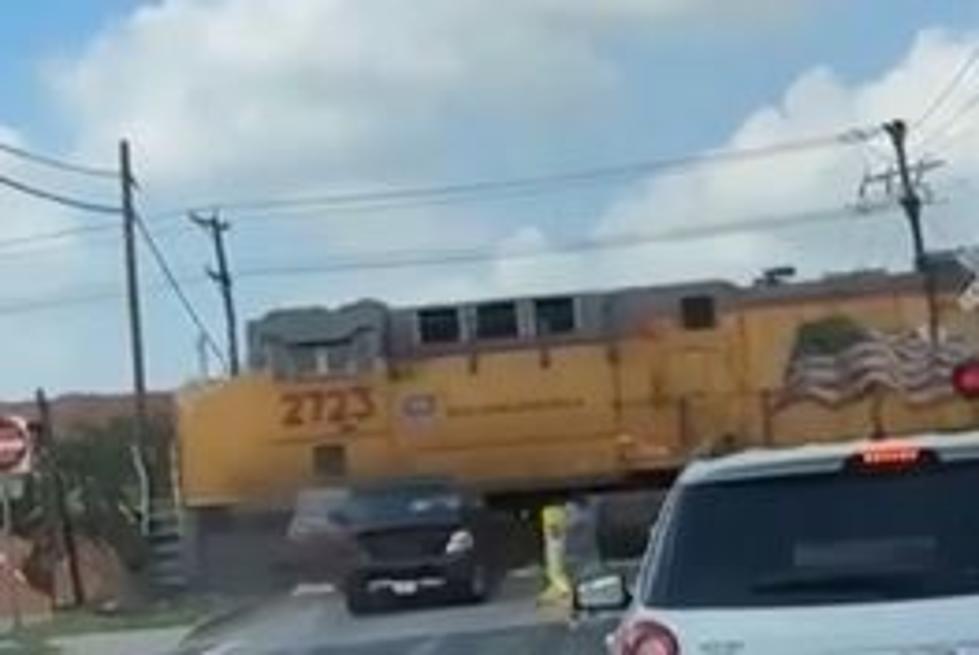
{"left": 0, "top": 633, "right": 61, "bottom": 655}
{"left": 3, "top": 594, "right": 215, "bottom": 653}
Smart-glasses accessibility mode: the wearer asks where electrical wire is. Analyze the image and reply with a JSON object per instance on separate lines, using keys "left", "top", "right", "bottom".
{"left": 0, "top": 199, "right": 916, "bottom": 316}
{"left": 0, "top": 172, "right": 120, "bottom": 214}
{"left": 918, "top": 113, "right": 979, "bottom": 157}
{"left": 0, "top": 288, "right": 123, "bottom": 316}
{"left": 915, "top": 89, "right": 979, "bottom": 154}
{"left": 0, "top": 223, "right": 117, "bottom": 253}
{"left": 0, "top": 141, "right": 117, "bottom": 179}
{"left": 913, "top": 45, "right": 979, "bottom": 131}
{"left": 235, "top": 201, "right": 903, "bottom": 279}
{"left": 226, "top": 179, "right": 642, "bottom": 226}
{"left": 150, "top": 126, "right": 880, "bottom": 221}
{"left": 133, "top": 213, "right": 228, "bottom": 370}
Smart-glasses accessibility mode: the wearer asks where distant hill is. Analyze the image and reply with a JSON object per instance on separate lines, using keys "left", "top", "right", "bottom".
{"left": 0, "top": 392, "right": 172, "bottom": 436}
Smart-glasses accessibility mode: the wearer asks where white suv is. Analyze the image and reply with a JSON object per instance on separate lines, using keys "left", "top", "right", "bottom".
{"left": 578, "top": 432, "right": 979, "bottom": 655}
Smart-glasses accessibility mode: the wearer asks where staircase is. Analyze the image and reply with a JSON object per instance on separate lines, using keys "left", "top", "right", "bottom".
{"left": 145, "top": 438, "right": 189, "bottom": 593}
{"left": 146, "top": 498, "right": 188, "bottom": 592}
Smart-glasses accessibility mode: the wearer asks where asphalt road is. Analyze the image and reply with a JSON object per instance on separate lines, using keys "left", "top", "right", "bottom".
{"left": 173, "top": 574, "right": 622, "bottom": 655}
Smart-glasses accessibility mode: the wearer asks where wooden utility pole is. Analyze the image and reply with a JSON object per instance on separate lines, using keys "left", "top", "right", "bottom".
{"left": 190, "top": 211, "right": 240, "bottom": 375}
{"left": 35, "top": 390, "right": 84, "bottom": 607}
{"left": 196, "top": 333, "right": 212, "bottom": 380}
{"left": 882, "top": 119, "right": 940, "bottom": 343}
{"left": 119, "top": 140, "right": 151, "bottom": 533}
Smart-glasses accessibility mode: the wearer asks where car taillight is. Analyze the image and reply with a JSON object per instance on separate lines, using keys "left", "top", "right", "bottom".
{"left": 860, "top": 443, "right": 920, "bottom": 466}
{"left": 616, "top": 620, "right": 679, "bottom": 655}
{"left": 844, "top": 441, "right": 937, "bottom": 473}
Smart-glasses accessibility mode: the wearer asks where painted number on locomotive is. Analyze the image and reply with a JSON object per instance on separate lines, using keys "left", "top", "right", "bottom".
{"left": 280, "top": 387, "right": 376, "bottom": 428}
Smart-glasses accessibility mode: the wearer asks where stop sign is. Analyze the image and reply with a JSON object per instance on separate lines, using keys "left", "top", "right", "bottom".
{"left": 953, "top": 360, "right": 979, "bottom": 399}
{"left": 0, "top": 416, "right": 29, "bottom": 472}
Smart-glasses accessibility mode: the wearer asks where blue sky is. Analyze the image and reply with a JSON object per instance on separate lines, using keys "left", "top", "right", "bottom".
{"left": 0, "top": 1, "right": 141, "bottom": 140}
{"left": 2, "top": 0, "right": 979, "bottom": 397}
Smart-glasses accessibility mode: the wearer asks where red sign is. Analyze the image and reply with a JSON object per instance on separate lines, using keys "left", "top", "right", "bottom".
{"left": 0, "top": 416, "right": 30, "bottom": 473}
{"left": 953, "top": 360, "right": 979, "bottom": 398}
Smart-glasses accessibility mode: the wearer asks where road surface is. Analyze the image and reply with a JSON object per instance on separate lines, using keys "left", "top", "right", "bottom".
{"left": 173, "top": 574, "right": 622, "bottom": 654}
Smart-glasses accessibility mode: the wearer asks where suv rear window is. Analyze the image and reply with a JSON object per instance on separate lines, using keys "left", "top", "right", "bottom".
{"left": 645, "top": 459, "right": 979, "bottom": 608}
{"left": 345, "top": 485, "right": 464, "bottom": 527}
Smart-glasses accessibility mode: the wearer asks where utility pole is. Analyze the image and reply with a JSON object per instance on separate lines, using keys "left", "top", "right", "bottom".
{"left": 119, "top": 140, "right": 151, "bottom": 534}
{"left": 35, "top": 390, "right": 84, "bottom": 607}
{"left": 190, "top": 211, "right": 240, "bottom": 375}
{"left": 881, "top": 119, "right": 940, "bottom": 344}
{"left": 196, "top": 333, "right": 212, "bottom": 380}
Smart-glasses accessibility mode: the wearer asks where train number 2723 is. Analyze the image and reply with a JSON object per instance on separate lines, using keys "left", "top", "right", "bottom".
{"left": 280, "top": 387, "right": 376, "bottom": 428}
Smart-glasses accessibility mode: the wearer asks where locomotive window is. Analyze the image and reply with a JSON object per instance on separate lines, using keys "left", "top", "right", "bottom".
{"left": 476, "top": 301, "right": 519, "bottom": 339}
{"left": 418, "top": 307, "right": 461, "bottom": 344}
{"left": 315, "top": 342, "right": 355, "bottom": 374}
{"left": 534, "top": 297, "right": 576, "bottom": 336}
{"left": 313, "top": 444, "right": 347, "bottom": 478}
{"left": 680, "top": 295, "right": 716, "bottom": 330}
{"left": 289, "top": 347, "right": 318, "bottom": 376}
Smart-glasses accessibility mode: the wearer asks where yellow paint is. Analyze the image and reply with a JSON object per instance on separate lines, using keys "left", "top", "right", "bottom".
{"left": 539, "top": 505, "right": 571, "bottom": 607}
{"left": 177, "top": 286, "right": 979, "bottom": 508}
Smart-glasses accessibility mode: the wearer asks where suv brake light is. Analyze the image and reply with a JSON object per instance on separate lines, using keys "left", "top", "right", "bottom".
{"left": 845, "top": 442, "right": 937, "bottom": 472}
{"left": 616, "top": 620, "right": 679, "bottom": 655}
{"left": 861, "top": 443, "right": 920, "bottom": 466}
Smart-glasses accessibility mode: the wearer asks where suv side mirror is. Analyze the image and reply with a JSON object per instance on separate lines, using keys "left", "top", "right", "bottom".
{"left": 573, "top": 573, "right": 630, "bottom": 612}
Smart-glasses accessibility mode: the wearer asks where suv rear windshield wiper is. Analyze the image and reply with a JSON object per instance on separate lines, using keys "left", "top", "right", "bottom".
{"left": 751, "top": 567, "right": 929, "bottom": 597}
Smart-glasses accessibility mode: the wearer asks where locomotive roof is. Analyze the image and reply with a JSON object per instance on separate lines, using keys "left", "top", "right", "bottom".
{"left": 254, "top": 260, "right": 960, "bottom": 321}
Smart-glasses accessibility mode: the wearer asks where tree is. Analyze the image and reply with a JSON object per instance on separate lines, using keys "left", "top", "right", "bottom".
{"left": 18, "top": 414, "right": 173, "bottom": 602}
{"left": 55, "top": 414, "right": 172, "bottom": 564}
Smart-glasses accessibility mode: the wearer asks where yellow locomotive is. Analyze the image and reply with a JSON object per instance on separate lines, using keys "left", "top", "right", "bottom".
{"left": 177, "top": 258, "right": 979, "bottom": 518}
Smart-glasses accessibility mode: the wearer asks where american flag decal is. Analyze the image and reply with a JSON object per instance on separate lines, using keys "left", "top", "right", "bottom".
{"left": 779, "top": 317, "right": 975, "bottom": 407}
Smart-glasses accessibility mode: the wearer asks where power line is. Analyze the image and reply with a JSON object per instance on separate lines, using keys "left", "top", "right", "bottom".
{"left": 152, "top": 126, "right": 880, "bottom": 220}
{"left": 226, "top": 180, "right": 634, "bottom": 227}
{"left": 0, "top": 288, "right": 122, "bottom": 316}
{"left": 133, "top": 213, "right": 228, "bottom": 370}
{"left": 913, "top": 45, "right": 979, "bottom": 131}
{"left": 235, "top": 201, "right": 903, "bottom": 279}
{"left": 0, "top": 141, "right": 117, "bottom": 179}
{"left": 0, "top": 172, "right": 120, "bottom": 214}
{"left": 0, "top": 270, "right": 216, "bottom": 316}
{"left": 0, "top": 200, "right": 918, "bottom": 316}
{"left": 915, "top": 89, "right": 979, "bottom": 154}
{"left": 0, "top": 223, "right": 117, "bottom": 253}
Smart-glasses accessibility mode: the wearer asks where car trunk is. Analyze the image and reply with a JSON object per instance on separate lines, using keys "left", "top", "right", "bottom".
{"left": 647, "top": 594, "right": 979, "bottom": 654}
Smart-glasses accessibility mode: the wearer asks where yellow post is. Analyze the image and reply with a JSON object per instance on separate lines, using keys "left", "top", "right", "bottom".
{"left": 537, "top": 504, "right": 571, "bottom": 608}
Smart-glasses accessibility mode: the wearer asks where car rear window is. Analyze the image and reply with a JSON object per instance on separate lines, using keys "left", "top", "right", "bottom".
{"left": 645, "top": 458, "right": 979, "bottom": 608}
{"left": 345, "top": 486, "right": 463, "bottom": 526}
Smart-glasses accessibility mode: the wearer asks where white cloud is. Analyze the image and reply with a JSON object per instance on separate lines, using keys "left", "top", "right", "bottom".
{"left": 49, "top": 0, "right": 801, "bottom": 196}
{"left": 37, "top": 0, "right": 812, "bottom": 323}
{"left": 68, "top": 15, "right": 966, "bottom": 308}
{"left": 14, "top": 0, "right": 979, "bottom": 396}
{"left": 0, "top": 124, "right": 106, "bottom": 293}
{"left": 480, "top": 27, "right": 979, "bottom": 296}
{"left": 0, "top": 123, "right": 134, "bottom": 396}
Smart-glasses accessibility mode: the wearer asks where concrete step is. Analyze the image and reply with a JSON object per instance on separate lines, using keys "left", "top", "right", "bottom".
{"left": 148, "top": 539, "right": 183, "bottom": 557}
{"left": 145, "top": 497, "right": 189, "bottom": 592}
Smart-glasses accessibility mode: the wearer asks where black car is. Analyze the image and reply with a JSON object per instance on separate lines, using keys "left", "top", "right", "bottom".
{"left": 339, "top": 479, "right": 493, "bottom": 614}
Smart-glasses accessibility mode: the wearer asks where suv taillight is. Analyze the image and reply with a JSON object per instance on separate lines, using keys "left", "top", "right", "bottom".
{"left": 616, "top": 620, "right": 679, "bottom": 655}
